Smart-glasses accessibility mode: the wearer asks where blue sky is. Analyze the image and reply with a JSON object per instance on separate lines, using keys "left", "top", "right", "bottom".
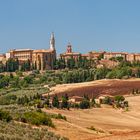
{"left": 0, "top": 0, "right": 140, "bottom": 55}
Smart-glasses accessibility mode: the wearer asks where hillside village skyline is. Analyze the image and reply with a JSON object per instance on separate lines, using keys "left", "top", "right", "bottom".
{"left": 1, "top": 32, "right": 140, "bottom": 56}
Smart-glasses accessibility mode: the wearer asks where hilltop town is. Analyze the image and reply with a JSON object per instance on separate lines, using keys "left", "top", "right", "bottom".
{"left": 1, "top": 33, "right": 140, "bottom": 140}
{"left": 1, "top": 33, "right": 140, "bottom": 72}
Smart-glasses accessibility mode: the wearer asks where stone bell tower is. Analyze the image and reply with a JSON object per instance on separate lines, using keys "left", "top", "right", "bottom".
{"left": 50, "top": 32, "right": 55, "bottom": 51}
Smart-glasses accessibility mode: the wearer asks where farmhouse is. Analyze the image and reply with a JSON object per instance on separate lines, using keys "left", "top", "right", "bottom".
{"left": 69, "top": 96, "right": 83, "bottom": 103}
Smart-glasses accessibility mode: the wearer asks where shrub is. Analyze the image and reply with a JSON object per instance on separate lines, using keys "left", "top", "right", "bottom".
{"left": 0, "top": 109, "right": 12, "bottom": 122}
{"left": 0, "top": 94, "right": 17, "bottom": 105}
{"left": 79, "top": 99, "right": 90, "bottom": 109}
{"left": 50, "top": 113, "right": 67, "bottom": 121}
{"left": 48, "top": 81, "right": 56, "bottom": 87}
{"left": 24, "top": 76, "right": 34, "bottom": 84}
{"left": 19, "top": 111, "right": 54, "bottom": 127}
{"left": 114, "top": 95, "right": 125, "bottom": 103}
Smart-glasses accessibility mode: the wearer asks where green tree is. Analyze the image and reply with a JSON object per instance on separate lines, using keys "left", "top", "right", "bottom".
{"left": 21, "top": 59, "right": 31, "bottom": 71}
{"left": 61, "top": 94, "right": 69, "bottom": 109}
{"left": 79, "top": 99, "right": 90, "bottom": 109}
{"left": 52, "top": 94, "right": 59, "bottom": 108}
{"left": 6, "top": 58, "right": 19, "bottom": 72}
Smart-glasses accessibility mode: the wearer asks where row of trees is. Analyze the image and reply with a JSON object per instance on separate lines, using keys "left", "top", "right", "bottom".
{"left": 0, "top": 73, "right": 35, "bottom": 89}
{"left": 16, "top": 92, "right": 93, "bottom": 110}
{"left": 53, "top": 57, "right": 95, "bottom": 70}
{"left": 1, "top": 65, "right": 140, "bottom": 89}
{"left": 45, "top": 94, "right": 96, "bottom": 109}
{"left": 0, "top": 57, "right": 94, "bottom": 73}
{"left": 0, "top": 58, "right": 31, "bottom": 72}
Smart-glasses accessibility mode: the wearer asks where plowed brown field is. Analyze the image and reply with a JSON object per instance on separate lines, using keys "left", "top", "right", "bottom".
{"left": 43, "top": 79, "right": 140, "bottom": 140}
{"left": 47, "top": 79, "right": 140, "bottom": 98}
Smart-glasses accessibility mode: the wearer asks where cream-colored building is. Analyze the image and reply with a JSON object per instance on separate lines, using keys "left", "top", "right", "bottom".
{"left": 0, "top": 54, "right": 6, "bottom": 64}
{"left": 7, "top": 33, "right": 56, "bottom": 70}
{"left": 8, "top": 49, "right": 33, "bottom": 62}
{"left": 104, "top": 52, "right": 127, "bottom": 60}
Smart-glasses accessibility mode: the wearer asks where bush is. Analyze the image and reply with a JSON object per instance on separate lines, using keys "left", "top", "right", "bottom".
{"left": 50, "top": 113, "right": 67, "bottom": 121}
{"left": 0, "top": 109, "right": 12, "bottom": 122}
{"left": 48, "top": 81, "right": 56, "bottom": 87}
{"left": 24, "top": 76, "right": 34, "bottom": 84}
{"left": 0, "top": 94, "right": 17, "bottom": 105}
{"left": 114, "top": 95, "right": 125, "bottom": 103}
{"left": 79, "top": 99, "right": 90, "bottom": 109}
{"left": 0, "top": 120, "right": 68, "bottom": 140}
{"left": 19, "top": 111, "right": 54, "bottom": 127}
{"left": 16, "top": 70, "right": 23, "bottom": 77}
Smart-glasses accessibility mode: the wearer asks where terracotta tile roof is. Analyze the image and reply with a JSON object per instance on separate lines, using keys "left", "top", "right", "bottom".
{"left": 60, "top": 52, "right": 81, "bottom": 56}
{"left": 70, "top": 96, "right": 83, "bottom": 99}
{"left": 33, "top": 49, "right": 54, "bottom": 53}
{"left": 105, "top": 52, "right": 127, "bottom": 55}
{"left": 81, "top": 54, "right": 89, "bottom": 57}
{"left": 11, "top": 49, "right": 33, "bottom": 52}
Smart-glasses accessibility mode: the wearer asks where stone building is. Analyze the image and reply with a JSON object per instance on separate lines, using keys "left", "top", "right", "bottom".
{"left": 32, "top": 33, "right": 56, "bottom": 70}
{"left": 6, "top": 33, "right": 56, "bottom": 71}
{"left": 104, "top": 52, "right": 127, "bottom": 60}
{"left": 60, "top": 43, "right": 81, "bottom": 61}
{"left": 88, "top": 51, "right": 105, "bottom": 60}
{"left": 103, "top": 52, "right": 140, "bottom": 62}
{"left": 0, "top": 54, "right": 6, "bottom": 62}
{"left": 69, "top": 96, "right": 83, "bottom": 103}
{"left": 134, "top": 53, "right": 140, "bottom": 61}
{"left": 7, "top": 49, "right": 33, "bottom": 62}
{"left": 0, "top": 54, "right": 6, "bottom": 64}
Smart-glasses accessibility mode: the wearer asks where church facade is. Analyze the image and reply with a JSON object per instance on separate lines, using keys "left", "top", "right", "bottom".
{"left": 6, "top": 33, "right": 56, "bottom": 71}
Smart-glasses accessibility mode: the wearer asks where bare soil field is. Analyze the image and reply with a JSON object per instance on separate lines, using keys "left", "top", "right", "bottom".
{"left": 44, "top": 95, "right": 140, "bottom": 140}
{"left": 43, "top": 79, "right": 140, "bottom": 140}
{"left": 46, "top": 78, "right": 140, "bottom": 98}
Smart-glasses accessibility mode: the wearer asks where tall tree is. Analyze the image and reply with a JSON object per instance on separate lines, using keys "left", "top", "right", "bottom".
{"left": 52, "top": 94, "right": 59, "bottom": 108}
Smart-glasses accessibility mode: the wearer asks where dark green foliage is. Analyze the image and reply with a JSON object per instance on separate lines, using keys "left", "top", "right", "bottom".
{"left": 19, "top": 111, "right": 54, "bottom": 127}
{"left": 124, "top": 101, "right": 129, "bottom": 107}
{"left": 54, "top": 57, "right": 94, "bottom": 70}
{"left": 0, "top": 63, "right": 5, "bottom": 73}
{"left": 0, "top": 109, "right": 12, "bottom": 122}
{"left": 79, "top": 99, "right": 90, "bottom": 109}
{"left": 20, "top": 59, "right": 31, "bottom": 71}
{"left": 54, "top": 58, "right": 66, "bottom": 69}
{"left": 102, "top": 96, "right": 112, "bottom": 105}
{"left": 10, "top": 76, "right": 20, "bottom": 88}
{"left": 45, "top": 94, "right": 50, "bottom": 106}
{"left": 0, "top": 75, "right": 10, "bottom": 89}
{"left": 61, "top": 94, "right": 69, "bottom": 109}
{"left": 106, "top": 67, "right": 132, "bottom": 79}
{"left": 6, "top": 58, "right": 19, "bottom": 72}
{"left": 109, "top": 56, "right": 124, "bottom": 62}
{"left": 95, "top": 67, "right": 109, "bottom": 80}
{"left": 114, "top": 95, "right": 125, "bottom": 103}
{"left": 24, "top": 75, "right": 33, "bottom": 84}
{"left": 0, "top": 94, "right": 17, "bottom": 105}
{"left": 17, "top": 95, "right": 29, "bottom": 105}
{"left": 52, "top": 94, "right": 59, "bottom": 108}
{"left": 17, "top": 93, "right": 41, "bottom": 105}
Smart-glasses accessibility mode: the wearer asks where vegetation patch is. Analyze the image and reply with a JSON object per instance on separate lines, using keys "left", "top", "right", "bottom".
{"left": 17, "top": 110, "right": 54, "bottom": 127}
{"left": 0, "top": 121, "right": 68, "bottom": 140}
